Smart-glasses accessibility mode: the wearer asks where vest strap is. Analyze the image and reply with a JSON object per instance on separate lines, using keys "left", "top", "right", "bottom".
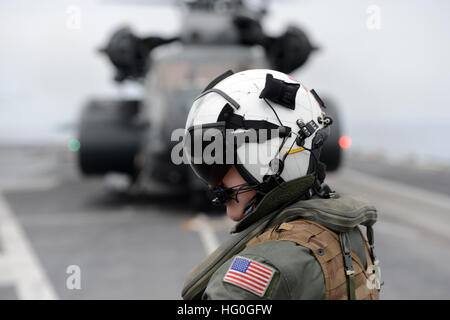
{"left": 339, "top": 232, "right": 356, "bottom": 300}
{"left": 366, "top": 225, "right": 379, "bottom": 265}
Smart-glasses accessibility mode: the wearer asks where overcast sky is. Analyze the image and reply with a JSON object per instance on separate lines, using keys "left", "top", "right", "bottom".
{"left": 1, "top": 0, "right": 449, "bottom": 161}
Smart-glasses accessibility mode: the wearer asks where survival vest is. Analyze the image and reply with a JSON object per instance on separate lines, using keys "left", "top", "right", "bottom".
{"left": 246, "top": 219, "right": 379, "bottom": 299}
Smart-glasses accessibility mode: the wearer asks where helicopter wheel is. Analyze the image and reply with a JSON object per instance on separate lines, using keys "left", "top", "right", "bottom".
{"left": 319, "top": 97, "right": 342, "bottom": 172}
{"left": 78, "top": 99, "right": 143, "bottom": 177}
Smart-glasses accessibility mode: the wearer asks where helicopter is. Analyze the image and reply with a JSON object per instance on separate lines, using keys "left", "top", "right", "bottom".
{"left": 77, "top": 0, "right": 342, "bottom": 206}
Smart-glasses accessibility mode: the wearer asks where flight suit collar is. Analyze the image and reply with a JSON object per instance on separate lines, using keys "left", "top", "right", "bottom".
{"left": 231, "top": 174, "right": 315, "bottom": 233}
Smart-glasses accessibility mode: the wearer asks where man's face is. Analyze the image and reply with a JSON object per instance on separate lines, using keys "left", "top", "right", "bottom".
{"left": 218, "top": 166, "right": 257, "bottom": 221}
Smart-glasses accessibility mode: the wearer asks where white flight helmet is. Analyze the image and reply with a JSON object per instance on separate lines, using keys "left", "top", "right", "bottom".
{"left": 184, "top": 69, "right": 331, "bottom": 202}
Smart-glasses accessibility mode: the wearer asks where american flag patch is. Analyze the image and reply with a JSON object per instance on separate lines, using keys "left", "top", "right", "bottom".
{"left": 223, "top": 256, "right": 275, "bottom": 297}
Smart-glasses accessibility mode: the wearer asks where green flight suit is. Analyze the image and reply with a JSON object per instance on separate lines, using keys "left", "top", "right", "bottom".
{"left": 202, "top": 224, "right": 367, "bottom": 299}
{"left": 181, "top": 174, "right": 377, "bottom": 300}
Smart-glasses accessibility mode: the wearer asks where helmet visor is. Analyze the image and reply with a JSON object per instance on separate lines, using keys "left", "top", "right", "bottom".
{"left": 184, "top": 122, "right": 235, "bottom": 186}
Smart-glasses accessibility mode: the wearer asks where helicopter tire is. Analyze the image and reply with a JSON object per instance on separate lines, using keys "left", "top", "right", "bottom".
{"left": 319, "top": 97, "right": 342, "bottom": 172}
{"left": 78, "top": 99, "right": 142, "bottom": 176}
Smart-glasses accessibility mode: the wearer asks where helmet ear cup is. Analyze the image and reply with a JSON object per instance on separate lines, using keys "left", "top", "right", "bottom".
{"left": 303, "top": 125, "right": 329, "bottom": 189}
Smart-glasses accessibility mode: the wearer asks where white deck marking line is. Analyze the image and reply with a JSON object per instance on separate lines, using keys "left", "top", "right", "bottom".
{"left": 375, "top": 198, "right": 450, "bottom": 240}
{"left": 0, "top": 192, "right": 58, "bottom": 299}
{"left": 0, "top": 255, "right": 13, "bottom": 285}
{"left": 376, "top": 220, "right": 422, "bottom": 242}
{"left": 342, "top": 169, "right": 450, "bottom": 211}
{"left": 334, "top": 169, "right": 450, "bottom": 240}
{"left": 0, "top": 177, "right": 60, "bottom": 193}
{"left": 187, "top": 213, "right": 220, "bottom": 255}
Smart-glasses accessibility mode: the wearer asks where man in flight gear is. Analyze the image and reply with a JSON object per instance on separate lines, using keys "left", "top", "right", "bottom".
{"left": 181, "top": 69, "right": 382, "bottom": 300}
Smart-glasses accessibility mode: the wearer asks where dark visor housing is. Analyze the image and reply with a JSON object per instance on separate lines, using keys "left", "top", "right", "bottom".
{"left": 185, "top": 122, "right": 235, "bottom": 186}
{"left": 184, "top": 73, "right": 241, "bottom": 186}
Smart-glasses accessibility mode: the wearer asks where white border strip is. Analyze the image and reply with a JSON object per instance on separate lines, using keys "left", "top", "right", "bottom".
{"left": 341, "top": 168, "right": 450, "bottom": 211}
{"left": 188, "top": 213, "right": 220, "bottom": 256}
{"left": 0, "top": 192, "right": 58, "bottom": 299}
{"left": 334, "top": 169, "right": 450, "bottom": 240}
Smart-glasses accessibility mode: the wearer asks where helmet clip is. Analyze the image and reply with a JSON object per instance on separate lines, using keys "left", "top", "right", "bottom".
{"left": 295, "top": 119, "right": 319, "bottom": 146}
